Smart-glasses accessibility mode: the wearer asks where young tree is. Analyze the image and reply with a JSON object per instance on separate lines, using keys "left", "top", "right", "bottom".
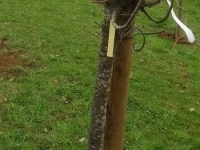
{"left": 88, "top": 0, "right": 174, "bottom": 149}
{"left": 176, "top": 0, "right": 183, "bottom": 39}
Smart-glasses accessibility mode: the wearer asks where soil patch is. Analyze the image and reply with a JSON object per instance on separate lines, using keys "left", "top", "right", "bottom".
{"left": 0, "top": 38, "right": 36, "bottom": 76}
{"left": 157, "top": 32, "right": 190, "bottom": 44}
{"left": 0, "top": 50, "right": 24, "bottom": 76}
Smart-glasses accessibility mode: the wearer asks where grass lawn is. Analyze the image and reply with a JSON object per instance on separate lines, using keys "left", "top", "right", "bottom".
{"left": 0, "top": 0, "right": 200, "bottom": 149}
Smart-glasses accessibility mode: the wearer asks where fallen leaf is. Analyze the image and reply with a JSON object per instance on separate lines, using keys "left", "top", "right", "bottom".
{"left": 79, "top": 138, "right": 85, "bottom": 142}
{"left": 189, "top": 108, "right": 195, "bottom": 112}
{"left": 53, "top": 79, "right": 58, "bottom": 83}
{"left": 166, "top": 103, "right": 176, "bottom": 108}
{"left": 3, "top": 98, "right": 8, "bottom": 101}
{"left": 188, "top": 124, "right": 195, "bottom": 130}
{"left": 44, "top": 128, "right": 48, "bottom": 133}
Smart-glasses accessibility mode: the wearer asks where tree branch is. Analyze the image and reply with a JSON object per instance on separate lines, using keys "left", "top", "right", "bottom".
{"left": 111, "top": 0, "right": 142, "bottom": 30}
{"left": 92, "top": 0, "right": 107, "bottom": 5}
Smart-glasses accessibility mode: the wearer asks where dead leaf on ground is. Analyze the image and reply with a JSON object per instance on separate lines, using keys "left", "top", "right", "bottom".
{"left": 189, "top": 108, "right": 195, "bottom": 112}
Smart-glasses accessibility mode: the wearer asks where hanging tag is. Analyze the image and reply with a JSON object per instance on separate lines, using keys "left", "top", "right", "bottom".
{"left": 107, "top": 21, "right": 116, "bottom": 57}
{"left": 166, "top": 0, "right": 195, "bottom": 43}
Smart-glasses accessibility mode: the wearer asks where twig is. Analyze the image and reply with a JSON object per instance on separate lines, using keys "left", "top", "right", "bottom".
{"left": 111, "top": 0, "right": 142, "bottom": 30}
{"left": 92, "top": 0, "right": 107, "bottom": 4}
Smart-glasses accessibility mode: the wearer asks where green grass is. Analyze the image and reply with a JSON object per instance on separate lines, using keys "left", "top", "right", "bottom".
{"left": 0, "top": 0, "right": 200, "bottom": 149}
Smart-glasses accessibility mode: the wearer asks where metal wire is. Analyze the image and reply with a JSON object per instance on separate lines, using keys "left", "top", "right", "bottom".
{"left": 94, "top": 21, "right": 165, "bottom": 52}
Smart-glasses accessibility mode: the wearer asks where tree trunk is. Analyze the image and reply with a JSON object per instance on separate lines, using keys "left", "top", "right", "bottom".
{"left": 176, "top": 0, "right": 183, "bottom": 39}
{"left": 88, "top": 18, "right": 117, "bottom": 150}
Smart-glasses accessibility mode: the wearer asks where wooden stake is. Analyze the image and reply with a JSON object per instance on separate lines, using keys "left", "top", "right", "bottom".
{"left": 103, "top": 23, "right": 134, "bottom": 150}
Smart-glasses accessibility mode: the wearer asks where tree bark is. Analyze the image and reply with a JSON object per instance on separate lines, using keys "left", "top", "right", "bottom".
{"left": 88, "top": 18, "right": 116, "bottom": 150}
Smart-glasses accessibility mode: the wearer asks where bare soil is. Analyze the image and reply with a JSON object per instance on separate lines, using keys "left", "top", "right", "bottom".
{"left": 157, "top": 32, "right": 191, "bottom": 44}
{"left": 0, "top": 38, "right": 35, "bottom": 76}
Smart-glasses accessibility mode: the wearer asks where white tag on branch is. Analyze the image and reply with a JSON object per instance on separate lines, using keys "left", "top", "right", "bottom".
{"left": 107, "top": 20, "right": 116, "bottom": 57}
{"left": 166, "top": 0, "right": 195, "bottom": 43}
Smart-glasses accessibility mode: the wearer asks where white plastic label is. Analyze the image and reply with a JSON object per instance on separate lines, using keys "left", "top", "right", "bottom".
{"left": 107, "top": 21, "right": 115, "bottom": 57}
{"left": 166, "top": 0, "right": 195, "bottom": 43}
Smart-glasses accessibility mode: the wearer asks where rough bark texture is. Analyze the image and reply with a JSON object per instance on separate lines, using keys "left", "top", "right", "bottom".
{"left": 88, "top": 19, "right": 116, "bottom": 150}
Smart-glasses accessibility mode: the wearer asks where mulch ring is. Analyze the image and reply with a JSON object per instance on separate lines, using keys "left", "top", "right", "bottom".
{"left": 157, "top": 32, "right": 191, "bottom": 45}
{"left": 0, "top": 38, "right": 35, "bottom": 76}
